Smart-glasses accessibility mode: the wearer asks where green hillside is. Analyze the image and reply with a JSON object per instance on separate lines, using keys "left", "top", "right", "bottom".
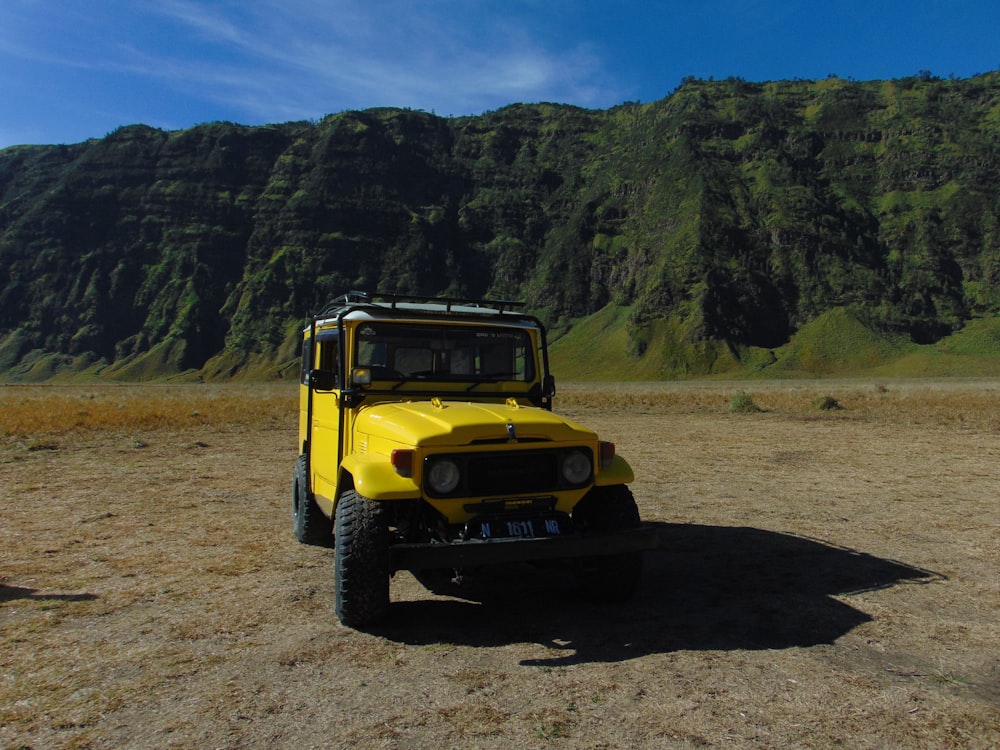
{"left": 550, "top": 305, "right": 1000, "bottom": 380}
{"left": 2, "top": 73, "right": 1000, "bottom": 381}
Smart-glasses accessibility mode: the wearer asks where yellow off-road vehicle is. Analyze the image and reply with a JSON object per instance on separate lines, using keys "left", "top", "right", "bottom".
{"left": 293, "top": 292, "right": 657, "bottom": 628}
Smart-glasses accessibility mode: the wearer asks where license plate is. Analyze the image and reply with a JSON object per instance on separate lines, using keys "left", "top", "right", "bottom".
{"left": 464, "top": 515, "right": 568, "bottom": 540}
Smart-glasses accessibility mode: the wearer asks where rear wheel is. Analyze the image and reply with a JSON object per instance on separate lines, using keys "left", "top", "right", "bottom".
{"left": 293, "top": 455, "right": 331, "bottom": 546}
{"left": 572, "top": 484, "right": 644, "bottom": 601}
{"left": 334, "top": 489, "right": 390, "bottom": 628}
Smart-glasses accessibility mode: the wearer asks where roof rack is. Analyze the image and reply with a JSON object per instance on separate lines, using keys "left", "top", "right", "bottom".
{"left": 316, "top": 291, "right": 525, "bottom": 318}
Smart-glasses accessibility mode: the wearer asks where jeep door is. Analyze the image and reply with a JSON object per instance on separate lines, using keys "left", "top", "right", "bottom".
{"left": 309, "top": 331, "right": 341, "bottom": 507}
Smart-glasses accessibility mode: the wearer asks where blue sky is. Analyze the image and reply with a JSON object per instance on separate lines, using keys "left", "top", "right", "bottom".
{"left": 1, "top": 0, "right": 998, "bottom": 148}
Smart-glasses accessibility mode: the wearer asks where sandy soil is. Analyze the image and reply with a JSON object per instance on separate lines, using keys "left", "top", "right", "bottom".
{"left": 1, "top": 381, "right": 998, "bottom": 748}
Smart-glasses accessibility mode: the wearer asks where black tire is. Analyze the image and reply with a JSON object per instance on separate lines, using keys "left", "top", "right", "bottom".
{"left": 334, "top": 489, "right": 390, "bottom": 628}
{"left": 572, "top": 484, "right": 644, "bottom": 601}
{"left": 293, "top": 455, "right": 331, "bottom": 546}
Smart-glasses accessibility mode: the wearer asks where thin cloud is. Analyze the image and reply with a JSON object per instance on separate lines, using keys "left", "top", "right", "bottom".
{"left": 152, "top": 0, "right": 251, "bottom": 48}
{"left": 0, "top": 0, "right": 618, "bottom": 132}
{"left": 144, "top": 0, "right": 617, "bottom": 119}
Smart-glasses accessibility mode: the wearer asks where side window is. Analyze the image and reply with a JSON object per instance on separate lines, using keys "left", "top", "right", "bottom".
{"left": 300, "top": 339, "right": 312, "bottom": 385}
{"left": 303, "top": 333, "right": 340, "bottom": 387}
{"left": 317, "top": 339, "right": 339, "bottom": 386}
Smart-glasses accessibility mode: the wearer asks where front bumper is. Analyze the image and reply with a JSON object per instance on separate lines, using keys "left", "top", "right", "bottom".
{"left": 389, "top": 525, "right": 660, "bottom": 571}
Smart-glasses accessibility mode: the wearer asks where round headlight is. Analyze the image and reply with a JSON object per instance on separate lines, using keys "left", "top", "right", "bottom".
{"left": 561, "top": 450, "right": 592, "bottom": 485}
{"left": 426, "top": 459, "right": 461, "bottom": 494}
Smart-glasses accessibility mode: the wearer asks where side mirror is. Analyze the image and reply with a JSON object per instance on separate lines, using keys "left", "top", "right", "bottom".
{"left": 543, "top": 374, "right": 556, "bottom": 397}
{"left": 308, "top": 369, "right": 336, "bottom": 391}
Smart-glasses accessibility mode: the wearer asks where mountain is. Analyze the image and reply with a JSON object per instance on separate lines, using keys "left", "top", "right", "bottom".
{"left": 2, "top": 72, "right": 999, "bottom": 381}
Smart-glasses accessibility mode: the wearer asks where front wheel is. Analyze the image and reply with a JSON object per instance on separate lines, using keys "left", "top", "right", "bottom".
{"left": 572, "top": 484, "right": 644, "bottom": 601}
{"left": 334, "top": 489, "right": 390, "bottom": 628}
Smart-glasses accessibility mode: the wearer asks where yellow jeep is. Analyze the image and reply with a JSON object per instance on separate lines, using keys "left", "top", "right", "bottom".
{"left": 293, "top": 292, "right": 657, "bottom": 627}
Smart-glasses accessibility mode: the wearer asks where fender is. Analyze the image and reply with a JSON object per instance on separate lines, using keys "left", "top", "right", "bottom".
{"left": 339, "top": 454, "right": 422, "bottom": 501}
{"left": 594, "top": 454, "right": 635, "bottom": 486}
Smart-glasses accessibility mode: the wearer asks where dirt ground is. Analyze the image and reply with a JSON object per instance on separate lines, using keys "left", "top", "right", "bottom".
{"left": 1, "top": 380, "right": 998, "bottom": 749}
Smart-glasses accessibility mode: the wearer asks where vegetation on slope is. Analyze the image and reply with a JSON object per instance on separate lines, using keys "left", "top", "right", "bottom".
{"left": 1, "top": 72, "right": 999, "bottom": 381}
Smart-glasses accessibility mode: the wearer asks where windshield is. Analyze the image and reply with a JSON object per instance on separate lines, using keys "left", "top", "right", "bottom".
{"left": 355, "top": 322, "right": 536, "bottom": 383}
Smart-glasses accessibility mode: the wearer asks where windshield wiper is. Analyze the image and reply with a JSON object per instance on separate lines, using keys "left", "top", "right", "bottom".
{"left": 466, "top": 373, "right": 519, "bottom": 391}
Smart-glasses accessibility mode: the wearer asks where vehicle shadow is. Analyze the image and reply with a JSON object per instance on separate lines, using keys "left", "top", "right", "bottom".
{"left": 0, "top": 584, "right": 98, "bottom": 603}
{"left": 373, "top": 523, "right": 944, "bottom": 665}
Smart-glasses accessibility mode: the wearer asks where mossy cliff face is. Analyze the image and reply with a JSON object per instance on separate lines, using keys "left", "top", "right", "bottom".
{"left": 1, "top": 73, "right": 999, "bottom": 380}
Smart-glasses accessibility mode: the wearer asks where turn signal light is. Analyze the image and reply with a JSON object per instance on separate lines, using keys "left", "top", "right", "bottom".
{"left": 598, "top": 441, "right": 616, "bottom": 469}
{"left": 391, "top": 449, "right": 414, "bottom": 477}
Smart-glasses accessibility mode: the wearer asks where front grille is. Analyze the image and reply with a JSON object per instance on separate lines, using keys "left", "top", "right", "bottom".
{"left": 424, "top": 447, "right": 592, "bottom": 498}
{"left": 468, "top": 452, "right": 558, "bottom": 495}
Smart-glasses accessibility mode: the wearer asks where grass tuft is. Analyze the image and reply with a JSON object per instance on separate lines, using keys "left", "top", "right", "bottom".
{"left": 813, "top": 395, "right": 843, "bottom": 410}
{"left": 729, "top": 391, "right": 763, "bottom": 413}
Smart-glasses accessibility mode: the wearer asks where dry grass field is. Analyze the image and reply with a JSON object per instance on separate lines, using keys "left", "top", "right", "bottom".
{"left": 1, "top": 380, "right": 998, "bottom": 749}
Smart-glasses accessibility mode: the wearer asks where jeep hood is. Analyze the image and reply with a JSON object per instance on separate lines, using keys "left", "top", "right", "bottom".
{"left": 354, "top": 400, "right": 597, "bottom": 447}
